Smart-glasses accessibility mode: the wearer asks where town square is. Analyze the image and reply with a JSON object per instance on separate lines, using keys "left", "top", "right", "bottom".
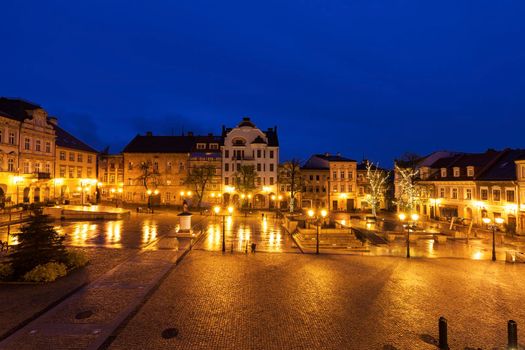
{"left": 2, "top": 1, "right": 525, "bottom": 349}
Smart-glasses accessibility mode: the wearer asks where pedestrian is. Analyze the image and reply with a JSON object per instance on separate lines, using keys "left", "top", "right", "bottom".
{"left": 251, "top": 242, "right": 257, "bottom": 253}
{"left": 261, "top": 213, "right": 265, "bottom": 220}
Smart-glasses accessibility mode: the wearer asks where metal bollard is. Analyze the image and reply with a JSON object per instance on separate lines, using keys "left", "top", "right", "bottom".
{"left": 438, "top": 317, "right": 449, "bottom": 350}
{"left": 508, "top": 320, "right": 518, "bottom": 349}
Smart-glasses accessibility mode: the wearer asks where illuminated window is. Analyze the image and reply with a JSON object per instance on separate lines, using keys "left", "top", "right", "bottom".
{"left": 465, "top": 188, "right": 472, "bottom": 200}
{"left": 24, "top": 138, "right": 30, "bottom": 150}
{"left": 467, "top": 166, "right": 474, "bottom": 177}
{"left": 506, "top": 190, "right": 515, "bottom": 203}
{"left": 493, "top": 189, "right": 501, "bottom": 202}
{"left": 441, "top": 168, "right": 447, "bottom": 177}
{"left": 453, "top": 167, "right": 460, "bottom": 177}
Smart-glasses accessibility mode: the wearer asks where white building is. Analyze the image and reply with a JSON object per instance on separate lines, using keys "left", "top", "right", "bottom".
{"left": 221, "top": 117, "right": 279, "bottom": 209}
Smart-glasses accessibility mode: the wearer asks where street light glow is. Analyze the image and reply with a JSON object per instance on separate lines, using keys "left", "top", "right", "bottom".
{"left": 482, "top": 217, "right": 491, "bottom": 224}
{"left": 398, "top": 213, "right": 406, "bottom": 221}
{"left": 495, "top": 217, "right": 504, "bottom": 224}
{"left": 214, "top": 206, "right": 220, "bottom": 214}
{"left": 320, "top": 209, "right": 328, "bottom": 218}
{"left": 227, "top": 206, "right": 234, "bottom": 214}
{"left": 308, "top": 209, "right": 314, "bottom": 217}
{"left": 411, "top": 213, "right": 419, "bottom": 221}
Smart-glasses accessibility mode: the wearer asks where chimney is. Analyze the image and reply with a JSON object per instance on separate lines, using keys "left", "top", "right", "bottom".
{"left": 146, "top": 131, "right": 153, "bottom": 136}
{"left": 243, "top": 117, "right": 250, "bottom": 121}
{"left": 48, "top": 117, "right": 58, "bottom": 126}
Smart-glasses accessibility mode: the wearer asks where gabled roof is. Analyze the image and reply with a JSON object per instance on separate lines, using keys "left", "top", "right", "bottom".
{"left": 314, "top": 154, "right": 356, "bottom": 162}
{"left": 251, "top": 136, "right": 267, "bottom": 144}
{"left": 478, "top": 149, "right": 525, "bottom": 181}
{"left": 123, "top": 134, "right": 223, "bottom": 153}
{"left": 0, "top": 97, "right": 41, "bottom": 121}
{"left": 54, "top": 125, "right": 98, "bottom": 153}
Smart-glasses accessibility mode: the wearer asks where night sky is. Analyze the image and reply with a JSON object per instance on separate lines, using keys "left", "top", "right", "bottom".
{"left": 2, "top": 1, "right": 525, "bottom": 166}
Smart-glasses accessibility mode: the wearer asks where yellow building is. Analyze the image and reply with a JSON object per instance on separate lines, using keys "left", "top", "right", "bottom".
{"left": 300, "top": 154, "right": 357, "bottom": 211}
{"left": 121, "top": 132, "right": 222, "bottom": 207}
{"left": 515, "top": 157, "right": 525, "bottom": 234}
{"left": 51, "top": 120, "right": 98, "bottom": 204}
{"left": 0, "top": 98, "right": 56, "bottom": 205}
{"left": 97, "top": 153, "right": 124, "bottom": 202}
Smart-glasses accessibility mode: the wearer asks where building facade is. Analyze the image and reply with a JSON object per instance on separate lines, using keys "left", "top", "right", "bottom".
{"left": 97, "top": 153, "right": 124, "bottom": 202}
{"left": 221, "top": 118, "right": 279, "bottom": 209}
{"left": 301, "top": 154, "right": 357, "bottom": 211}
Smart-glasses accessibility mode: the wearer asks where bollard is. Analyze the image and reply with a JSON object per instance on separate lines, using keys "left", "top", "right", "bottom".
{"left": 438, "top": 317, "right": 449, "bottom": 350}
{"left": 508, "top": 320, "right": 518, "bottom": 349}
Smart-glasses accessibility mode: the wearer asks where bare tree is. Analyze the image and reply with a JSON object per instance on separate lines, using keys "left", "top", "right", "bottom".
{"left": 365, "top": 161, "right": 390, "bottom": 217}
{"left": 234, "top": 165, "right": 257, "bottom": 207}
{"left": 184, "top": 164, "right": 216, "bottom": 208}
{"left": 137, "top": 160, "right": 161, "bottom": 191}
{"left": 278, "top": 159, "right": 303, "bottom": 213}
{"left": 394, "top": 164, "right": 419, "bottom": 213}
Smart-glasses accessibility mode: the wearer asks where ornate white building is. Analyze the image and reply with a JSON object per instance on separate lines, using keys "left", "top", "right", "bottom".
{"left": 221, "top": 117, "right": 279, "bottom": 209}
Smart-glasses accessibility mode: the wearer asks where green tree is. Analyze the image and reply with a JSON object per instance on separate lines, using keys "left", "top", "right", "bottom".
{"left": 278, "top": 159, "right": 303, "bottom": 213}
{"left": 10, "top": 213, "right": 68, "bottom": 277}
{"left": 184, "top": 164, "right": 217, "bottom": 208}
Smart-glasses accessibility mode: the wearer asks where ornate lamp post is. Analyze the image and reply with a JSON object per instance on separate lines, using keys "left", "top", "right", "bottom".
{"left": 482, "top": 217, "right": 504, "bottom": 261}
{"left": 398, "top": 213, "right": 419, "bottom": 258}
{"left": 307, "top": 208, "right": 328, "bottom": 255}
{"left": 214, "top": 205, "right": 233, "bottom": 253}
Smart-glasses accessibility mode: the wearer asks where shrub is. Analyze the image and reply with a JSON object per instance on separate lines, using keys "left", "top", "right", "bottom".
{"left": 10, "top": 213, "right": 67, "bottom": 277}
{"left": 23, "top": 262, "right": 67, "bottom": 283}
{"left": 65, "top": 250, "right": 89, "bottom": 269}
{"left": 0, "top": 263, "right": 14, "bottom": 280}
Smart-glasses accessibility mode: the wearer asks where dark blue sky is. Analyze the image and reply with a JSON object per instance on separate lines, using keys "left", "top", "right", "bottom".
{"left": 2, "top": 1, "right": 525, "bottom": 166}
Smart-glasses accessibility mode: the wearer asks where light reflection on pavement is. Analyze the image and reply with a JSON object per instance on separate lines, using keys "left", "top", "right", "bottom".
{"left": 198, "top": 215, "right": 294, "bottom": 253}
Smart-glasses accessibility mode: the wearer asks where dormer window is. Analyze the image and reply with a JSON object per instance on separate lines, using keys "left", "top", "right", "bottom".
{"left": 467, "top": 166, "right": 474, "bottom": 177}
{"left": 210, "top": 143, "right": 218, "bottom": 150}
{"left": 196, "top": 143, "right": 206, "bottom": 150}
{"left": 441, "top": 168, "right": 447, "bottom": 178}
{"left": 453, "top": 167, "right": 460, "bottom": 177}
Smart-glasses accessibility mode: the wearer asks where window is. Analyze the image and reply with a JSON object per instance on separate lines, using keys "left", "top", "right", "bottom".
{"left": 257, "top": 163, "right": 261, "bottom": 172}
{"left": 224, "top": 177, "right": 229, "bottom": 185}
{"left": 153, "top": 161, "right": 158, "bottom": 171}
{"left": 166, "top": 192, "right": 171, "bottom": 202}
{"left": 128, "top": 162, "right": 133, "bottom": 170}
{"left": 465, "top": 188, "right": 472, "bottom": 200}
{"left": 127, "top": 178, "right": 133, "bottom": 185}
{"left": 23, "top": 161, "right": 30, "bottom": 173}
{"left": 521, "top": 165, "right": 525, "bottom": 179}
{"left": 270, "top": 177, "right": 274, "bottom": 185}
{"left": 77, "top": 154, "right": 83, "bottom": 162}
{"left": 467, "top": 167, "right": 474, "bottom": 177}
{"left": 257, "top": 150, "right": 262, "bottom": 158}
{"left": 439, "top": 188, "right": 445, "bottom": 198}
{"left": 197, "top": 143, "right": 206, "bottom": 149}
{"left": 167, "top": 162, "right": 172, "bottom": 173}
{"left": 493, "top": 189, "right": 501, "bottom": 202}
{"left": 340, "top": 171, "right": 345, "bottom": 179}
{"left": 270, "top": 164, "right": 274, "bottom": 172}
{"left": 480, "top": 188, "right": 488, "bottom": 200}
{"left": 59, "top": 151, "right": 66, "bottom": 160}
{"left": 333, "top": 184, "right": 337, "bottom": 192}
{"left": 45, "top": 163, "right": 50, "bottom": 173}
{"left": 225, "top": 163, "right": 229, "bottom": 172}
{"left": 34, "top": 140, "right": 41, "bottom": 152}
{"left": 69, "top": 152, "right": 75, "bottom": 161}
{"left": 60, "top": 166, "right": 66, "bottom": 177}
{"left": 236, "top": 163, "right": 240, "bottom": 172}
{"left": 34, "top": 163, "right": 41, "bottom": 172}
{"left": 127, "top": 192, "right": 133, "bottom": 201}
{"left": 210, "top": 144, "right": 218, "bottom": 150}
{"left": 87, "top": 155, "right": 93, "bottom": 163}
{"left": 316, "top": 175, "right": 320, "bottom": 181}
{"left": 453, "top": 167, "right": 460, "bottom": 177}
{"left": 7, "top": 159, "right": 14, "bottom": 172}
{"left": 270, "top": 150, "right": 274, "bottom": 159}
{"left": 225, "top": 150, "right": 229, "bottom": 158}
{"left": 45, "top": 142, "right": 51, "bottom": 153}
{"left": 441, "top": 168, "right": 447, "bottom": 177}
{"left": 69, "top": 166, "right": 74, "bottom": 178}
{"left": 332, "top": 171, "right": 337, "bottom": 180}
{"left": 507, "top": 190, "right": 515, "bottom": 203}
{"left": 77, "top": 167, "right": 82, "bottom": 178}
{"left": 109, "top": 174, "right": 115, "bottom": 183}
{"left": 86, "top": 167, "right": 92, "bottom": 177}
{"left": 24, "top": 138, "right": 30, "bottom": 150}
{"left": 9, "top": 132, "right": 15, "bottom": 145}
{"left": 348, "top": 171, "right": 353, "bottom": 180}
{"left": 451, "top": 188, "right": 458, "bottom": 199}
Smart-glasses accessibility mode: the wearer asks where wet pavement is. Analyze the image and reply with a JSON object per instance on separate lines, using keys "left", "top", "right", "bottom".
{"left": 108, "top": 250, "right": 525, "bottom": 350}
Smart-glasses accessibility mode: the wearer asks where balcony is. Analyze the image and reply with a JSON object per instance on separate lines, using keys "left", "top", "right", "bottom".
{"left": 34, "top": 172, "right": 51, "bottom": 180}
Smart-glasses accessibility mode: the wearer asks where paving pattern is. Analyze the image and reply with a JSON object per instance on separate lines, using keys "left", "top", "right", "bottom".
{"left": 109, "top": 251, "right": 525, "bottom": 349}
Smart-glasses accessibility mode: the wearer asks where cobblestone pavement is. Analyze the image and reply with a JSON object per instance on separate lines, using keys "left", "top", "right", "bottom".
{"left": 109, "top": 251, "right": 525, "bottom": 350}
{"left": 0, "top": 216, "right": 206, "bottom": 350}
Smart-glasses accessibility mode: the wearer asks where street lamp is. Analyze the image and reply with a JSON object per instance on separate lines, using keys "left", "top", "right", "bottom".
{"left": 214, "top": 205, "right": 234, "bottom": 253}
{"left": 482, "top": 217, "right": 504, "bottom": 261}
{"left": 399, "top": 213, "right": 419, "bottom": 258}
{"left": 307, "top": 208, "right": 328, "bottom": 255}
